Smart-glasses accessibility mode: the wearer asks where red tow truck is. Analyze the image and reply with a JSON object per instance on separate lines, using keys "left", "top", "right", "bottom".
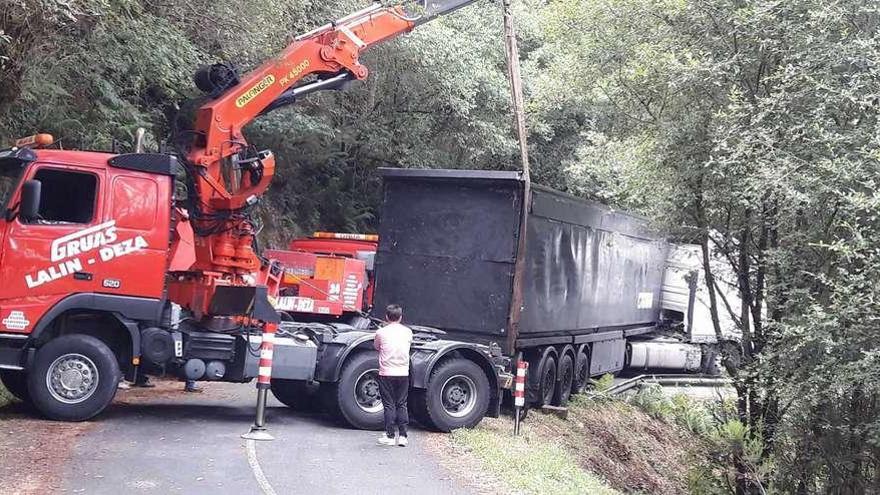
{"left": 266, "top": 232, "right": 378, "bottom": 324}
{"left": 0, "top": 1, "right": 500, "bottom": 430}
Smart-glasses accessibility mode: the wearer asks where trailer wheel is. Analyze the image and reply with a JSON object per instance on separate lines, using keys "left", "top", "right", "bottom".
{"left": 536, "top": 355, "right": 557, "bottom": 407}
{"left": 271, "top": 379, "right": 320, "bottom": 411}
{"left": 571, "top": 351, "right": 589, "bottom": 395}
{"left": 700, "top": 346, "right": 723, "bottom": 376}
{"left": 324, "top": 352, "right": 384, "bottom": 430}
{"left": 0, "top": 370, "right": 31, "bottom": 403}
{"left": 409, "top": 390, "right": 436, "bottom": 429}
{"left": 554, "top": 354, "right": 574, "bottom": 406}
{"left": 28, "top": 334, "right": 120, "bottom": 421}
{"left": 415, "top": 358, "right": 490, "bottom": 432}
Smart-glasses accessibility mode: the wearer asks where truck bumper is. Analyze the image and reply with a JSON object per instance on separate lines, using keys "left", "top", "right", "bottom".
{"left": 0, "top": 334, "right": 28, "bottom": 370}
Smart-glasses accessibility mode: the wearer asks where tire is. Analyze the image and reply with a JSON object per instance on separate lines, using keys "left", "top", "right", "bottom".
{"left": 413, "top": 358, "right": 490, "bottom": 432}
{"left": 271, "top": 379, "right": 320, "bottom": 411}
{"left": 554, "top": 354, "right": 574, "bottom": 406}
{"left": 323, "top": 352, "right": 384, "bottom": 430}
{"left": 571, "top": 351, "right": 589, "bottom": 395}
{"left": 701, "top": 346, "right": 722, "bottom": 376}
{"left": 0, "top": 370, "right": 31, "bottom": 403}
{"left": 28, "top": 334, "right": 121, "bottom": 421}
{"left": 536, "top": 355, "right": 557, "bottom": 407}
{"left": 409, "top": 389, "right": 436, "bottom": 429}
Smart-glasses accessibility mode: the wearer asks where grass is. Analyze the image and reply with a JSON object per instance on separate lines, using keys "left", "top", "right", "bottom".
{"left": 450, "top": 421, "right": 620, "bottom": 495}
{"left": 0, "top": 382, "right": 12, "bottom": 408}
{"left": 442, "top": 382, "right": 713, "bottom": 495}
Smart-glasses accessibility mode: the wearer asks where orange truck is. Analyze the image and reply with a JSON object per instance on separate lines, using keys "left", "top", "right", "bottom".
{"left": 266, "top": 232, "right": 378, "bottom": 325}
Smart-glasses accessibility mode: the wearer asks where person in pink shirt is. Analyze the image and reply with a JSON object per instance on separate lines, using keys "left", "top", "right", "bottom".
{"left": 374, "top": 304, "right": 413, "bottom": 446}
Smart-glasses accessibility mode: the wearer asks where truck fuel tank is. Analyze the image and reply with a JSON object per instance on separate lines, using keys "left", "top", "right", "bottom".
{"left": 627, "top": 340, "right": 702, "bottom": 372}
{"left": 269, "top": 333, "right": 319, "bottom": 381}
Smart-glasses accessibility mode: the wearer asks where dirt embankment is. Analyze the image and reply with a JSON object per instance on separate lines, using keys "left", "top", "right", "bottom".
{"left": 431, "top": 398, "right": 704, "bottom": 495}
{"left": 546, "top": 399, "right": 703, "bottom": 494}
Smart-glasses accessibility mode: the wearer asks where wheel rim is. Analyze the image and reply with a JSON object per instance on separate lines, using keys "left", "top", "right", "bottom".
{"left": 46, "top": 353, "right": 99, "bottom": 404}
{"left": 561, "top": 360, "right": 573, "bottom": 390}
{"left": 440, "top": 374, "right": 478, "bottom": 418}
{"left": 354, "top": 369, "right": 383, "bottom": 414}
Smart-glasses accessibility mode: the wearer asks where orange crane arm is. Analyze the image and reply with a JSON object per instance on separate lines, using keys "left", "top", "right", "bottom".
{"left": 167, "top": 1, "right": 479, "bottom": 310}
{"left": 186, "top": 1, "right": 478, "bottom": 212}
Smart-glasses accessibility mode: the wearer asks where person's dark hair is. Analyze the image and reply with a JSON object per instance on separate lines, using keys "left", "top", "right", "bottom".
{"left": 385, "top": 304, "right": 403, "bottom": 322}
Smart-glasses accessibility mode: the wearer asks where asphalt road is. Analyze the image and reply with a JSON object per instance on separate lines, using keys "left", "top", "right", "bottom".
{"left": 60, "top": 382, "right": 468, "bottom": 495}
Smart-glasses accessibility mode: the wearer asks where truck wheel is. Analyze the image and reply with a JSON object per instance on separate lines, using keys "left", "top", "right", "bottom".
{"left": 271, "top": 379, "right": 320, "bottom": 411}
{"left": 324, "top": 352, "right": 384, "bottom": 430}
{"left": 409, "top": 390, "right": 436, "bottom": 429}
{"left": 571, "top": 351, "right": 589, "bottom": 395}
{"left": 554, "top": 354, "right": 573, "bottom": 406}
{"left": 0, "top": 370, "right": 31, "bottom": 403}
{"left": 415, "top": 358, "right": 490, "bottom": 432}
{"left": 27, "top": 334, "right": 121, "bottom": 421}
{"left": 536, "top": 355, "right": 556, "bottom": 407}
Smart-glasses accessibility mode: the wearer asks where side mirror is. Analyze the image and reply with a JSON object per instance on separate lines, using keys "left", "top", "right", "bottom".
{"left": 19, "top": 180, "right": 41, "bottom": 221}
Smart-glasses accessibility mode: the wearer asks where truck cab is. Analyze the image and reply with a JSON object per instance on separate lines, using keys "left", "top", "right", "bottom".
{"left": 0, "top": 143, "right": 207, "bottom": 420}
{"left": 0, "top": 145, "right": 175, "bottom": 349}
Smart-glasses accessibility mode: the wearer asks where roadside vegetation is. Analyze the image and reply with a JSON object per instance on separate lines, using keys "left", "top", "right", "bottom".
{"left": 449, "top": 381, "right": 717, "bottom": 495}
{"left": 448, "top": 377, "right": 782, "bottom": 495}
{"left": 452, "top": 424, "right": 618, "bottom": 495}
{"left": 0, "top": 382, "right": 11, "bottom": 409}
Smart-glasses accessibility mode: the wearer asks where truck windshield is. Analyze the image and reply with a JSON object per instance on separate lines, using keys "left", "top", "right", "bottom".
{"left": 0, "top": 163, "right": 24, "bottom": 211}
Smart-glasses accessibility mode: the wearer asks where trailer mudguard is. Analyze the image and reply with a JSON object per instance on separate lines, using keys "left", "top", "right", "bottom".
{"left": 314, "top": 330, "right": 376, "bottom": 383}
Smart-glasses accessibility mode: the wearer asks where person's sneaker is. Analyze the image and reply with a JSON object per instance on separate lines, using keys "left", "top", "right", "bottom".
{"left": 133, "top": 376, "right": 155, "bottom": 388}
{"left": 397, "top": 436, "right": 408, "bottom": 447}
{"left": 377, "top": 434, "right": 396, "bottom": 446}
{"left": 117, "top": 380, "right": 131, "bottom": 390}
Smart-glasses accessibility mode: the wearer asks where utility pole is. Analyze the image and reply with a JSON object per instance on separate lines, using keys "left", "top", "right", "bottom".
{"left": 502, "top": 0, "right": 531, "bottom": 357}
{"left": 502, "top": 0, "right": 530, "bottom": 180}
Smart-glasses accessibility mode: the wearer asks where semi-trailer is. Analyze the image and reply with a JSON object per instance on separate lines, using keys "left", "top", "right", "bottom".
{"left": 264, "top": 167, "right": 729, "bottom": 431}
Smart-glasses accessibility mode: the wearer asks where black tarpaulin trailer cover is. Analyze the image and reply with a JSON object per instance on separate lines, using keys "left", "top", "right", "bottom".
{"left": 372, "top": 168, "right": 668, "bottom": 350}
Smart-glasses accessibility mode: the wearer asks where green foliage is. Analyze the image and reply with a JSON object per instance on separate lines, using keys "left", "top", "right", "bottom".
{"left": 533, "top": 0, "right": 880, "bottom": 491}
{"left": 590, "top": 373, "right": 616, "bottom": 393}
{"left": 0, "top": 381, "right": 11, "bottom": 409}
{"left": 628, "top": 386, "right": 769, "bottom": 492}
{"left": 629, "top": 385, "right": 712, "bottom": 436}
{"left": 451, "top": 424, "right": 619, "bottom": 495}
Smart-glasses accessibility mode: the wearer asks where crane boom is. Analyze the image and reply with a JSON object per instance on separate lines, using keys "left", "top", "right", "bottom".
{"left": 168, "top": 0, "right": 480, "bottom": 317}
